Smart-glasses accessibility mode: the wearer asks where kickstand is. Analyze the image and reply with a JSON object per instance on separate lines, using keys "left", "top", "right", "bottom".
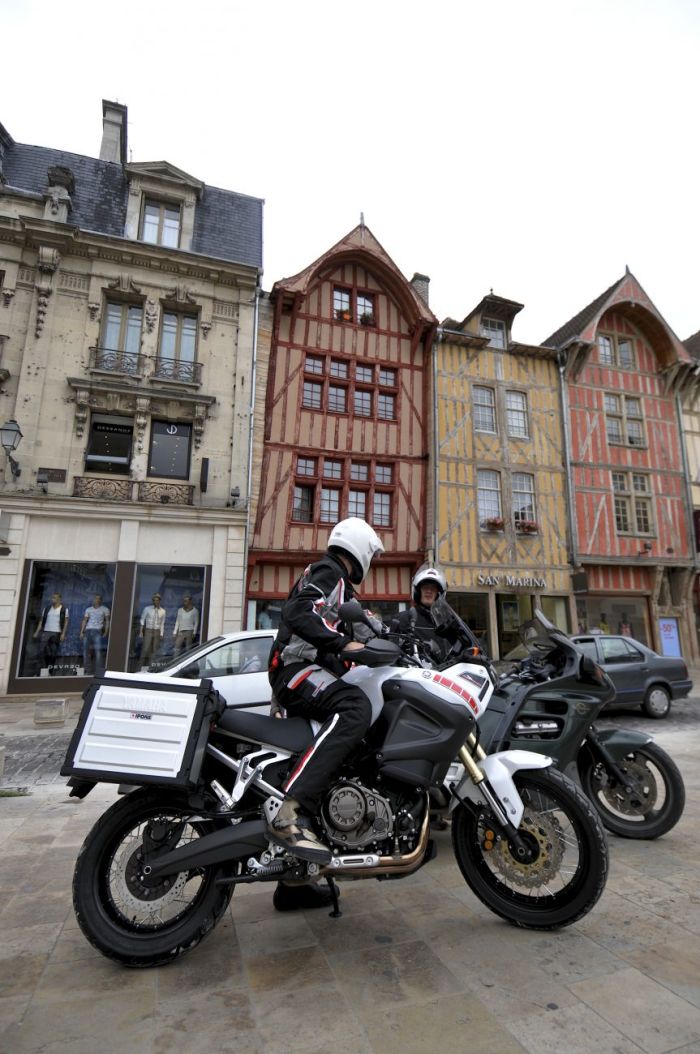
{"left": 326, "top": 877, "right": 342, "bottom": 918}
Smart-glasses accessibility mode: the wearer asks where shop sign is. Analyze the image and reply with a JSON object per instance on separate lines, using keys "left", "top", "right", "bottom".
{"left": 477, "top": 573, "right": 547, "bottom": 589}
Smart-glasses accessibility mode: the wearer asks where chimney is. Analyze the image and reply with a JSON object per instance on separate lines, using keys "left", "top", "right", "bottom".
{"left": 99, "top": 100, "right": 128, "bottom": 166}
{"left": 411, "top": 273, "right": 430, "bottom": 306}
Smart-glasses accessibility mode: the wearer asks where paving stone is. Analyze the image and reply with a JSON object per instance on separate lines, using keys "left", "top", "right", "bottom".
{"left": 329, "top": 937, "right": 464, "bottom": 1010}
{"left": 362, "top": 993, "right": 527, "bottom": 1054}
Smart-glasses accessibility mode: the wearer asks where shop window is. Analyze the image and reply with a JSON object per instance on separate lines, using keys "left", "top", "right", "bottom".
{"left": 480, "top": 318, "right": 506, "bottom": 349}
{"left": 85, "top": 414, "right": 133, "bottom": 475}
{"left": 17, "top": 561, "right": 115, "bottom": 678}
{"left": 141, "top": 198, "right": 181, "bottom": 247}
{"left": 477, "top": 469, "right": 502, "bottom": 526}
{"left": 148, "top": 420, "right": 192, "bottom": 480}
{"left": 473, "top": 386, "right": 496, "bottom": 433}
{"left": 293, "top": 484, "right": 314, "bottom": 522}
{"left": 129, "top": 564, "right": 205, "bottom": 671}
{"left": 506, "top": 391, "right": 529, "bottom": 438}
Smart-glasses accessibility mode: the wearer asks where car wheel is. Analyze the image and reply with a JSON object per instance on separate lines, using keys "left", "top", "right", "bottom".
{"left": 642, "top": 684, "right": 671, "bottom": 719}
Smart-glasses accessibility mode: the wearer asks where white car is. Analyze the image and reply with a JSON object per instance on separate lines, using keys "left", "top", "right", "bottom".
{"left": 147, "top": 630, "right": 275, "bottom": 713}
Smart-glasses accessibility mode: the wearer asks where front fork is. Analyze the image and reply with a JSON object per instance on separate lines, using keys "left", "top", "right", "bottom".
{"left": 585, "top": 728, "right": 635, "bottom": 794}
{"left": 454, "top": 734, "right": 536, "bottom": 864}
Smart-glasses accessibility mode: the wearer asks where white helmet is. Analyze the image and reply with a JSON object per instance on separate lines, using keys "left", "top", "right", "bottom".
{"left": 412, "top": 564, "right": 447, "bottom": 604}
{"left": 327, "top": 517, "right": 384, "bottom": 584}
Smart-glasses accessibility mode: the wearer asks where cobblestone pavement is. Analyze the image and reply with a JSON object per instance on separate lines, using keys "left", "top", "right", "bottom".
{"left": 2, "top": 734, "right": 73, "bottom": 787}
{"left": 1, "top": 702, "right": 700, "bottom": 1053}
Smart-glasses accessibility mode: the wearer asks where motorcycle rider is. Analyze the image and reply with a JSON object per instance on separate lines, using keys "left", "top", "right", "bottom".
{"left": 267, "top": 517, "right": 385, "bottom": 867}
{"left": 390, "top": 565, "right": 453, "bottom": 662}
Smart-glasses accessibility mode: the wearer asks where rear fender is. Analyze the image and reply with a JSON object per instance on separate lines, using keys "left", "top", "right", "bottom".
{"left": 449, "top": 749, "right": 551, "bottom": 827}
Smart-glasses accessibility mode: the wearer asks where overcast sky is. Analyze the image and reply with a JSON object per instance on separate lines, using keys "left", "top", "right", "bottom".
{"left": 4, "top": 0, "right": 699, "bottom": 344}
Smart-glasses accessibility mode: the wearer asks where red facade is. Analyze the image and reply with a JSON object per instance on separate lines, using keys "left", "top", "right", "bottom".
{"left": 247, "top": 225, "right": 436, "bottom": 623}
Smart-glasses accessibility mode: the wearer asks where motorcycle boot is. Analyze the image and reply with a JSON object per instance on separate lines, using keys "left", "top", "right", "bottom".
{"left": 267, "top": 797, "right": 332, "bottom": 865}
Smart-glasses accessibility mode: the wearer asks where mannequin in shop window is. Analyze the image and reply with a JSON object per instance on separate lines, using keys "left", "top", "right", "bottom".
{"left": 618, "top": 614, "right": 633, "bottom": 637}
{"left": 33, "top": 592, "right": 69, "bottom": 671}
{"left": 139, "top": 594, "right": 166, "bottom": 667}
{"left": 80, "top": 594, "right": 110, "bottom": 675}
{"left": 173, "top": 595, "right": 199, "bottom": 656}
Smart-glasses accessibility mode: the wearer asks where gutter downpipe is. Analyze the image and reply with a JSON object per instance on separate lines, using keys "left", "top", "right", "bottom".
{"left": 675, "top": 387, "right": 700, "bottom": 661}
{"left": 558, "top": 347, "right": 579, "bottom": 621}
{"left": 241, "top": 276, "right": 261, "bottom": 628}
{"left": 432, "top": 326, "right": 442, "bottom": 564}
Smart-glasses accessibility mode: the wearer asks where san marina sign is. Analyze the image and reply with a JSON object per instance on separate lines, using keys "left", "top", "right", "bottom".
{"left": 477, "top": 573, "right": 547, "bottom": 589}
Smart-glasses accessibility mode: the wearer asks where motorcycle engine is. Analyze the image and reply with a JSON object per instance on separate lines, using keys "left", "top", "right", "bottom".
{"left": 321, "top": 779, "right": 394, "bottom": 850}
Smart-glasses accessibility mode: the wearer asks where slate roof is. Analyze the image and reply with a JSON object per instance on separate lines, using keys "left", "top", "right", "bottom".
{"left": 685, "top": 330, "right": 700, "bottom": 360}
{"left": 1, "top": 133, "right": 263, "bottom": 269}
{"left": 542, "top": 278, "right": 621, "bottom": 348}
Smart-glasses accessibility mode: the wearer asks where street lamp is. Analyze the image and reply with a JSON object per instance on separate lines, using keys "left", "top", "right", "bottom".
{"left": 0, "top": 418, "right": 23, "bottom": 479}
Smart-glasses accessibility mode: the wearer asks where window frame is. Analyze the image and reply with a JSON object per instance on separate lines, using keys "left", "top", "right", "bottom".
{"left": 505, "top": 390, "right": 529, "bottom": 439}
{"left": 290, "top": 456, "right": 396, "bottom": 528}
{"left": 477, "top": 469, "right": 503, "bottom": 527}
{"left": 147, "top": 419, "right": 192, "bottom": 481}
{"left": 597, "top": 330, "right": 636, "bottom": 369}
{"left": 480, "top": 318, "right": 506, "bottom": 349}
{"left": 512, "top": 472, "right": 537, "bottom": 527}
{"left": 140, "top": 198, "right": 182, "bottom": 248}
{"left": 605, "top": 390, "right": 646, "bottom": 448}
{"left": 473, "top": 386, "right": 497, "bottom": 434}
{"left": 84, "top": 414, "right": 134, "bottom": 476}
{"left": 292, "top": 483, "right": 315, "bottom": 523}
{"left": 612, "top": 470, "right": 653, "bottom": 536}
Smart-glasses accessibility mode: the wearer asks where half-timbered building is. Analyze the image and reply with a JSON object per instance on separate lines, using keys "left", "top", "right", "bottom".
{"left": 434, "top": 295, "right": 571, "bottom": 659}
{"left": 546, "top": 272, "right": 698, "bottom": 659}
{"left": 245, "top": 225, "right": 436, "bottom": 626}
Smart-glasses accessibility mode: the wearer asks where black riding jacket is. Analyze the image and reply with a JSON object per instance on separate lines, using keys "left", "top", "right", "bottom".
{"left": 269, "top": 553, "right": 356, "bottom": 680}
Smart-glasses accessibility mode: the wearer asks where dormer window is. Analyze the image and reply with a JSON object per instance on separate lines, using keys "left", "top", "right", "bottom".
{"left": 141, "top": 199, "right": 181, "bottom": 248}
{"left": 481, "top": 318, "right": 506, "bottom": 349}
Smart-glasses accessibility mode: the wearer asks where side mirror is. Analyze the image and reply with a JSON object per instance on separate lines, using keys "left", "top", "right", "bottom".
{"left": 180, "top": 662, "right": 200, "bottom": 679}
{"left": 338, "top": 600, "right": 373, "bottom": 627}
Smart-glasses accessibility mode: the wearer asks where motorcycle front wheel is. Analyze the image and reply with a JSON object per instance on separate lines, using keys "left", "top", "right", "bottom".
{"left": 452, "top": 766, "right": 608, "bottom": 930}
{"left": 579, "top": 741, "right": 685, "bottom": 839}
{"left": 73, "top": 788, "right": 235, "bottom": 968}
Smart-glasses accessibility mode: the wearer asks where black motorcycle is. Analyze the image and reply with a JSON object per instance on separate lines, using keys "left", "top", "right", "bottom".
{"left": 428, "top": 601, "right": 685, "bottom": 840}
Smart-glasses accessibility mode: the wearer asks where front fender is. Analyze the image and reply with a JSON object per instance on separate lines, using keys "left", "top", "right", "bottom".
{"left": 448, "top": 749, "right": 552, "bottom": 827}
{"left": 587, "top": 727, "right": 652, "bottom": 763}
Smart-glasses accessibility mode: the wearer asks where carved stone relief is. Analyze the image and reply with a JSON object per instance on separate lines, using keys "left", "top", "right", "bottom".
{"left": 145, "top": 298, "right": 158, "bottom": 333}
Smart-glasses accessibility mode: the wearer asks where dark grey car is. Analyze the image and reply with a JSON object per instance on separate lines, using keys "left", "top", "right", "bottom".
{"left": 570, "top": 634, "right": 692, "bottom": 718}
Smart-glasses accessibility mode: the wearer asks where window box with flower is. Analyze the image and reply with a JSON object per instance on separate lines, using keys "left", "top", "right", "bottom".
{"left": 516, "top": 519, "right": 539, "bottom": 533}
{"left": 484, "top": 516, "right": 504, "bottom": 531}
{"left": 359, "top": 312, "right": 375, "bottom": 326}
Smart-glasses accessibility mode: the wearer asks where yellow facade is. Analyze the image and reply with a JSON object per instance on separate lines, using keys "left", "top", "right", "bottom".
{"left": 433, "top": 299, "right": 572, "bottom": 657}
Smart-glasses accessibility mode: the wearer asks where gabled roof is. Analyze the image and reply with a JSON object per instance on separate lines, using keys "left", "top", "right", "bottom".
{"left": 125, "top": 160, "right": 204, "bottom": 197}
{"left": 543, "top": 271, "right": 689, "bottom": 371}
{"left": 684, "top": 330, "right": 700, "bottom": 360}
{"left": 457, "top": 292, "right": 524, "bottom": 332}
{"left": 0, "top": 130, "right": 263, "bottom": 269}
{"left": 272, "top": 224, "right": 437, "bottom": 327}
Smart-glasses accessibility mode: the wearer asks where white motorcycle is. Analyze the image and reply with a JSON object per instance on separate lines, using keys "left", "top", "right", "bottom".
{"left": 63, "top": 601, "right": 609, "bottom": 967}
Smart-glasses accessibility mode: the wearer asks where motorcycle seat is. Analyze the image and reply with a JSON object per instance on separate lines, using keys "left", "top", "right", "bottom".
{"left": 214, "top": 710, "right": 314, "bottom": 752}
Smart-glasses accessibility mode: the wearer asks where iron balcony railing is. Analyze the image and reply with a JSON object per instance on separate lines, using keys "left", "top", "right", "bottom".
{"left": 89, "top": 346, "right": 144, "bottom": 376}
{"left": 152, "top": 357, "right": 202, "bottom": 385}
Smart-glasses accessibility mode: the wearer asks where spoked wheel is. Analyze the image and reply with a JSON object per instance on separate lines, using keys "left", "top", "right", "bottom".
{"left": 452, "top": 766, "right": 608, "bottom": 930}
{"left": 73, "top": 789, "right": 234, "bottom": 967}
{"left": 579, "top": 741, "right": 685, "bottom": 839}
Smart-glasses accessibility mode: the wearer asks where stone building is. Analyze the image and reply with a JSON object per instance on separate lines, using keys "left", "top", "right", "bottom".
{"left": 434, "top": 295, "right": 572, "bottom": 659}
{"left": 0, "top": 101, "right": 267, "bottom": 695}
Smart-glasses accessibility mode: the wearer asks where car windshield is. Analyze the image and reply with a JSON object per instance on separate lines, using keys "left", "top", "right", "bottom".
{"left": 148, "top": 636, "right": 225, "bottom": 674}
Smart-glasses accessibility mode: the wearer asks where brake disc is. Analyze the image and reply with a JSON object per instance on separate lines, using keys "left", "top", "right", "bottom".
{"left": 489, "top": 809, "right": 565, "bottom": 889}
{"left": 596, "top": 756, "right": 657, "bottom": 815}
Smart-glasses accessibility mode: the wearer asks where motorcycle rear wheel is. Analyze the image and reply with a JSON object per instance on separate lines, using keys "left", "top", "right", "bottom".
{"left": 452, "top": 766, "right": 608, "bottom": 930}
{"left": 73, "top": 788, "right": 234, "bottom": 968}
{"left": 579, "top": 741, "right": 685, "bottom": 839}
